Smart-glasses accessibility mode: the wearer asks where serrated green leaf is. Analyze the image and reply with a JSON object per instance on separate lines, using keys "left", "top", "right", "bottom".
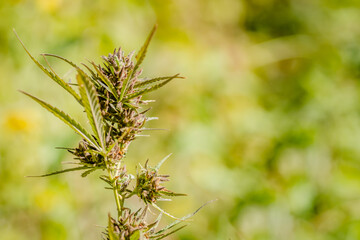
{"left": 77, "top": 70, "right": 106, "bottom": 151}
{"left": 13, "top": 31, "right": 82, "bottom": 105}
{"left": 20, "top": 91, "right": 100, "bottom": 151}
{"left": 125, "top": 76, "right": 175, "bottom": 100}
{"left": 42, "top": 53, "right": 81, "bottom": 69}
{"left": 82, "top": 63, "right": 97, "bottom": 79}
{"left": 89, "top": 61, "right": 119, "bottom": 100}
{"left": 26, "top": 166, "right": 91, "bottom": 177}
{"left": 134, "top": 24, "right": 157, "bottom": 74}
{"left": 42, "top": 54, "right": 101, "bottom": 87}
{"left": 119, "top": 24, "right": 157, "bottom": 101}
{"left": 134, "top": 74, "right": 182, "bottom": 89}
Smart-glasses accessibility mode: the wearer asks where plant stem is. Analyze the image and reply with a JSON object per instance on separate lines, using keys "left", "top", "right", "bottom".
{"left": 106, "top": 156, "right": 123, "bottom": 219}
{"left": 113, "top": 182, "right": 122, "bottom": 219}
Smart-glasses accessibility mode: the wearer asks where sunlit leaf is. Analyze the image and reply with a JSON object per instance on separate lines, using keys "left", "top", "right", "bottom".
{"left": 42, "top": 53, "right": 82, "bottom": 69}
{"left": 26, "top": 166, "right": 92, "bottom": 177}
{"left": 134, "top": 74, "right": 183, "bottom": 89}
{"left": 119, "top": 24, "right": 157, "bottom": 101}
{"left": 125, "top": 76, "right": 176, "bottom": 100}
{"left": 77, "top": 70, "right": 106, "bottom": 150}
{"left": 20, "top": 91, "right": 100, "bottom": 150}
{"left": 42, "top": 54, "right": 101, "bottom": 87}
{"left": 13, "top": 30, "right": 82, "bottom": 105}
{"left": 134, "top": 24, "right": 158, "bottom": 74}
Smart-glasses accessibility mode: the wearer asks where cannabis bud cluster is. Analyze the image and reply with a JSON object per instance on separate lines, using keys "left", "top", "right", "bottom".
{"left": 135, "top": 161, "right": 185, "bottom": 204}
{"left": 16, "top": 25, "right": 204, "bottom": 240}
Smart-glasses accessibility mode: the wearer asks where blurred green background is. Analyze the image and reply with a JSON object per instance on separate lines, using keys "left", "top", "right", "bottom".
{"left": 2, "top": 0, "right": 360, "bottom": 239}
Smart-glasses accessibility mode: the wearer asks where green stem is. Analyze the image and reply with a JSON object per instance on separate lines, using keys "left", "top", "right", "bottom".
{"left": 106, "top": 156, "right": 123, "bottom": 219}
{"left": 113, "top": 184, "right": 122, "bottom": 218}
{"left": 120, "top": 194, "right": 125, "bottom": 210}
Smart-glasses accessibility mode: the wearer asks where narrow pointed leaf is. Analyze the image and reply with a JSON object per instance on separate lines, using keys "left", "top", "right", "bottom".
{"left": 81, "top": 168, "right": 99, "bottom": 177}
{"left": 149, "top": 213, "right": 162, "bottom": 231}
{"left": 134, "top": 24, "right": 157, "bottom": 74}
{"left": 118, "top": 69, "right": 132, "bottom": 101}
{"left": 89, "top": 61, "right": 119, "bottom": 100}
{"left": 76, "top": 70, "right": 106, "bottom": 150}
{"left": 140, "top": 128, "right": 168, "bottom": 131}
{"left": 20, "top": 91, "right": 100, "bottom": 150}
{"left": 160, "top": 190, "right": 187, "bottom": 197}
{"left": 135, "top": 134, "right": 150, "bottom": 137}
{"left": 42, "top": 54, "right": 100, "bottom": 87}
{"left": 82, "top": 63, "right": 97, "bottom": 79}
{"left": 42, "top": 53, "right": 81, "bottom": 69}
{"left": 13, "top": 31, "right": 82, "bottom": 105}
{"left": 154, "top": 225, "right": 187, "bottom": 240}
{"left": 146, "top": 117, "right": 159, "bottom": 121}
{"left": 155, "top": 153, "right": 172, "bottom": 171}
{"left": 153, "top": 200, "right": 216, "bottom": 236}
{"left": 134, "top": 74, "right": 183, "bottom": 89}
{"left": 152, "top": 203, "right": 180, "bottom": 220}
{"left": 125, "top": 76, "right": 176, "bottom": 100}
{"left": 107, "top": 214, "right": 117, "bottom": 240}
{"left": 26, "top": 166, "right": 91, "bottom": 177}
{"left": 119, "top": 24, "right": 157, "bottom": 101}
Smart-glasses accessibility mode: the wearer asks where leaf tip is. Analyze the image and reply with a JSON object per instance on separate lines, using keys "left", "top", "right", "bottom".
{"left": 18, "top": 90, "right": 28, "bottom": 95}
{"left": 13, "top": 29, "right": 27, "bottom": 49}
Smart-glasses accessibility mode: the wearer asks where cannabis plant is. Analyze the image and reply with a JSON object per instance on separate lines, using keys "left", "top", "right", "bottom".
{"left": 15, "top": 26, "right": 205, "bottom": 239}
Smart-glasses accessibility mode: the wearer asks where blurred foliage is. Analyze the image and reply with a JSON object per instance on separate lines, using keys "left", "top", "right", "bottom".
{"left": 2, "top": 0, "right": 360, "bottom": 239}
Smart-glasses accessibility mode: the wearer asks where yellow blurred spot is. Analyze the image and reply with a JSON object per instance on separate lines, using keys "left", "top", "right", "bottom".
{"left": 36, "top": 0, "right": 62, "bottom": 13}
{"left": 34, "top": 189, "right": 58, "bottom": 212}
{"left": 4, "top": 110, "right": 37, "bottom": 133}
